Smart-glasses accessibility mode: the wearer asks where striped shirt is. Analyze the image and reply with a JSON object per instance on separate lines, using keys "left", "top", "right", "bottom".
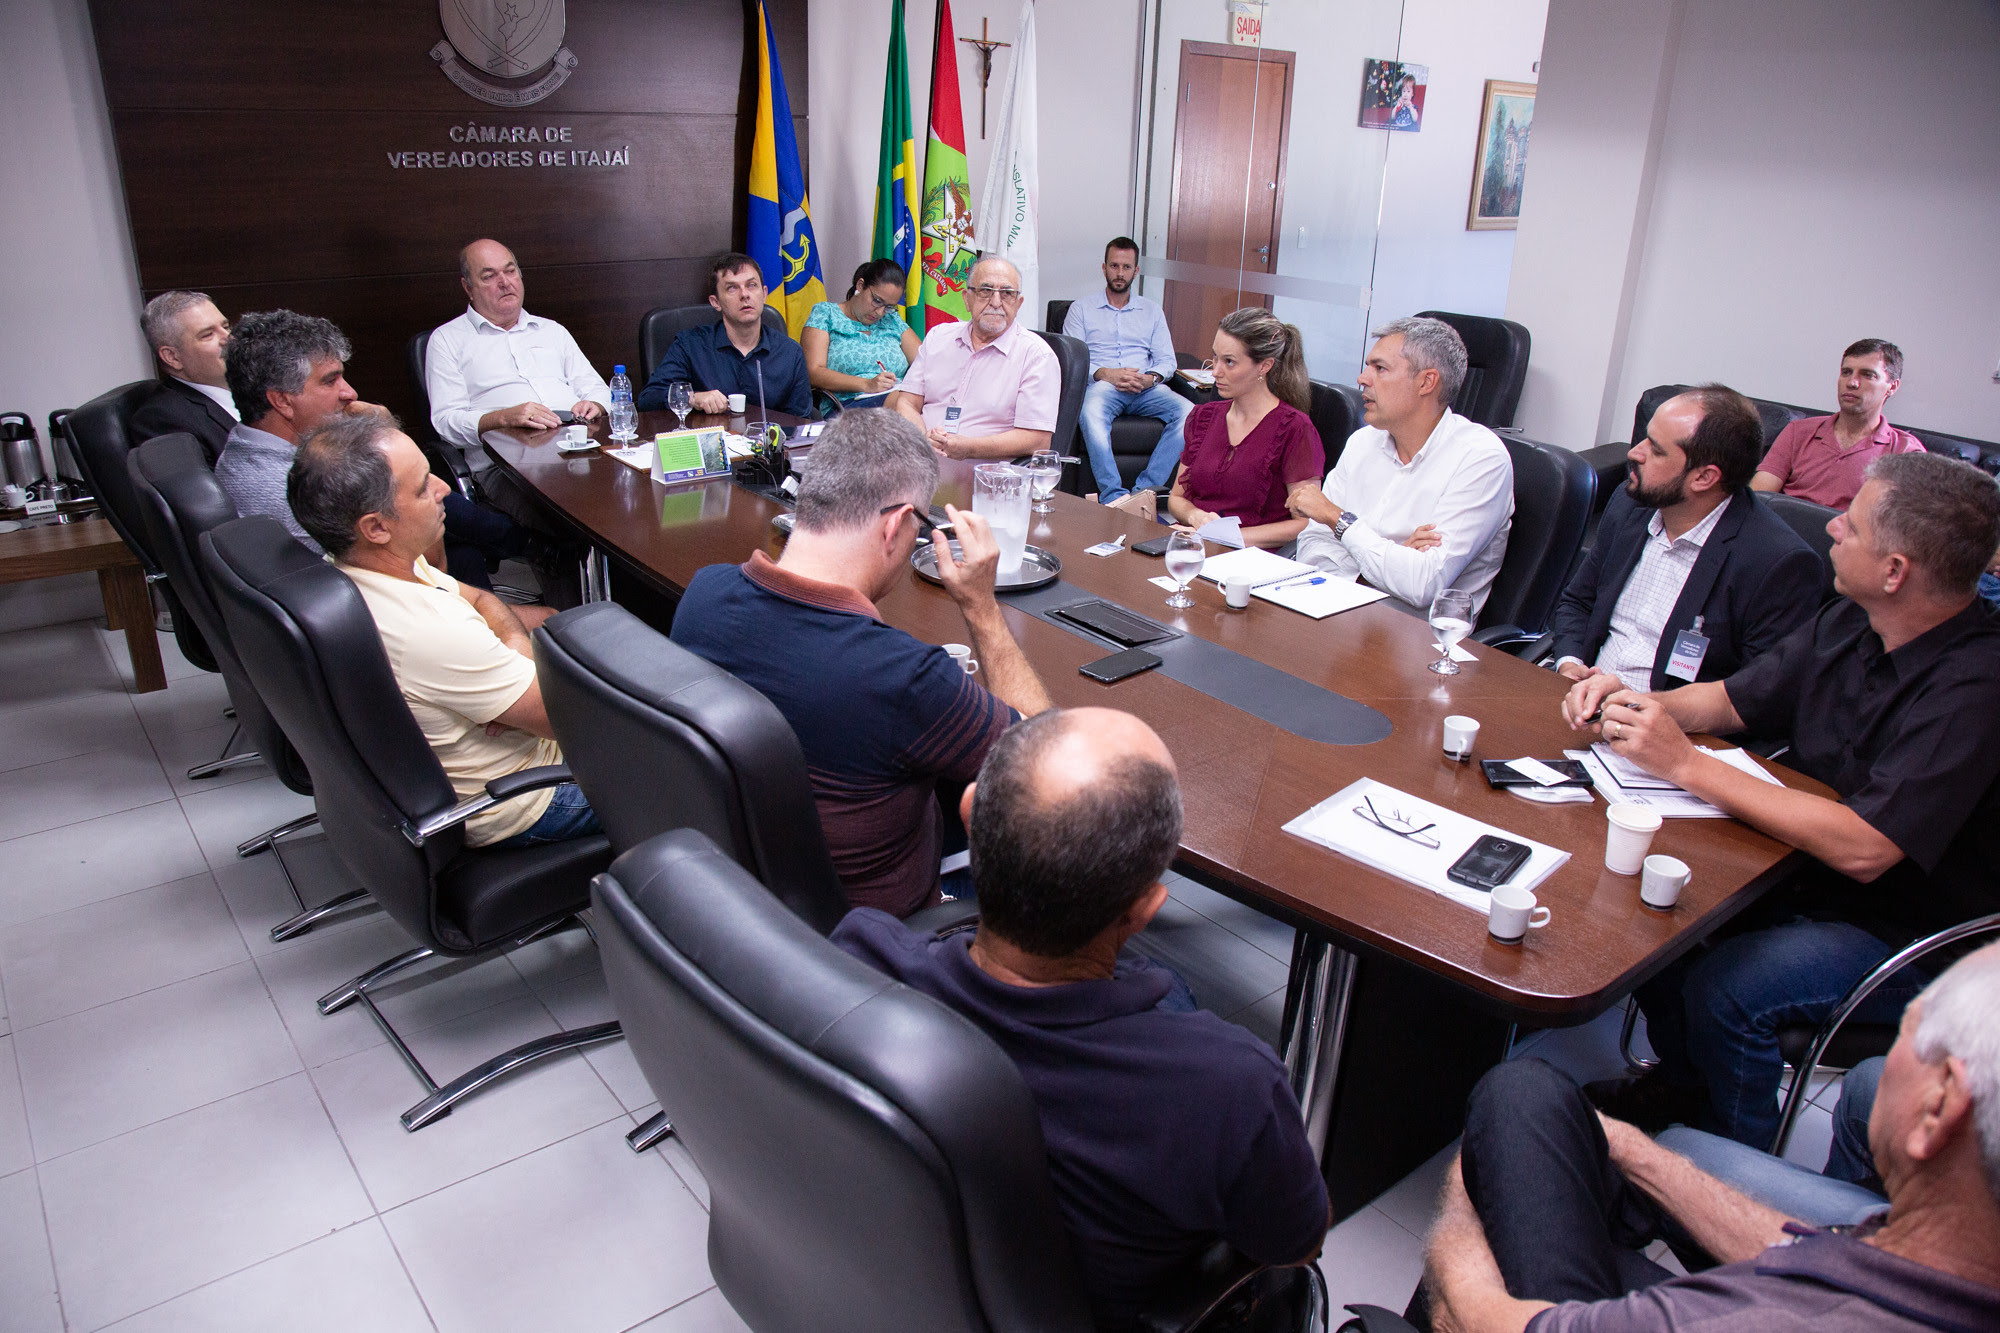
{"left": 1592, "top": 501, "right": 1728, "bottom": 691}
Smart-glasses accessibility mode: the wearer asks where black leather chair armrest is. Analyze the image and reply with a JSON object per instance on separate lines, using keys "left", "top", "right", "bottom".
{"left": 1469, "top": 622, "right": 1527, "bottom": 647}
{"left": 419, "top": 437, "right": 477, "bottom": 501}
{"left": 1578, "top": 442, "right": 1631, "bottom": 514}
{"left": 1133, "top": 1243, "right": 1263, "bottom": 1333}
{"left": 404, "top": 764, "right": 575, "bottom": 844}
{"left": 905, "top": 899, "right": 981, "bottom": 938}
{"left": 1337, "top": 1304, "right": 1423, "bottom": 1333}
{"left": 1471, "top": 626, "right": 1557, "bottom": 663}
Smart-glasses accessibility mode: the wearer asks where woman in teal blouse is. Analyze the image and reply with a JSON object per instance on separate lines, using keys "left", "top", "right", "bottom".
{"left": 803, "top": 260, "right": 924, "bottom": 404}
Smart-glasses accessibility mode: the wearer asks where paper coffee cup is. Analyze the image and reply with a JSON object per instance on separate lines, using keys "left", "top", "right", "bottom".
{"left": 1605, "top": 803, "right": 1663, "bottom": 875}
{"left": 1641, "top": 854, "right": 1690, "bottom": 909}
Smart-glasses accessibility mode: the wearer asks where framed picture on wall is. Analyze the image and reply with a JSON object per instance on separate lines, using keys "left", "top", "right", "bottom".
{"left": 1468, "top": 80, "right": 1535, "bottom": 229}
{"left": 1359, "top": 59, "right": 1428, "bottom": 132}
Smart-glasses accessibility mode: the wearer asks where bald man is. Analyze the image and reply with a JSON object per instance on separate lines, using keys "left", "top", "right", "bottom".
{"left": 891, "top": 256, "right": 1059, "bottom": 460}
{"left": 832, "top": 707, "right": 1329, "bottom": 1330}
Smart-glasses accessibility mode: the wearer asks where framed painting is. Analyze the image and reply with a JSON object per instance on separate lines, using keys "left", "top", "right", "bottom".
{"left": 1360, "top": 59, "right": 1428, "bottom": 132}
{"left": 1468, "top": 80, "right": 1535, "bottom": 229}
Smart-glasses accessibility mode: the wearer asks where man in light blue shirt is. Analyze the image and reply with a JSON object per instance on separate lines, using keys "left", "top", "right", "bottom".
{"left": 1061, "top": 238, "right": 1192, "bottom": 506}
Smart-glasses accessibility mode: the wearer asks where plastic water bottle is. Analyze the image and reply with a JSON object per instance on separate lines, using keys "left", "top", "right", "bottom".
{"left": 608, "top": 365, "right": 637, "bottom": 441}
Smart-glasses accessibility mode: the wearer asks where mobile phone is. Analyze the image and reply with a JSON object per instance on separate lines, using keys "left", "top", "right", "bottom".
{"left": 1078, "top": 647, "right": 1164, "bottom": 684}
{"left": 1446, "top": 835, "right": 1533, "bottom": 891}
{"left": 1480, "top": 759, "right": 1592, "bottom": 789}
{"left": 1133, "top": 535, "right": 1173, "bottom": 556}
{"left": 554, "top": 409, "right": 576, "bottom": 425}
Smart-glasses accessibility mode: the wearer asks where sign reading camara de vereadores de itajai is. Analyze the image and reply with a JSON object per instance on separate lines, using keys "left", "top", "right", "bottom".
{"left": 386, "top": 123, "right": 629, "bottom": 170}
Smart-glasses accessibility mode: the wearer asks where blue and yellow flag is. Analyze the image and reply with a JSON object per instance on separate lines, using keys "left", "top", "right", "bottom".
{"left": 871, "top": 0, "right": 919, "bottom": 327}
{"left": 748, "top": 1, "right": 826, "bottom": 339}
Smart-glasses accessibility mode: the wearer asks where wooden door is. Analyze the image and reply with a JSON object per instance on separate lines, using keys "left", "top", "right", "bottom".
{"left": 1163, "top": 42, "right": 1294, "bottom": 358}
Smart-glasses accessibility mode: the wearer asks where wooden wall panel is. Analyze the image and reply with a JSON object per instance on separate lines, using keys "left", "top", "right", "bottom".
{"left": 89, "top": 0, "right": 811, "bottom": 427}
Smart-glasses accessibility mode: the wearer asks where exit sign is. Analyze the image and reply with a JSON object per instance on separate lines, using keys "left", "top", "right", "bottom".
{"left": 1228, "top": 1, "right": 1265, "bottom": 47}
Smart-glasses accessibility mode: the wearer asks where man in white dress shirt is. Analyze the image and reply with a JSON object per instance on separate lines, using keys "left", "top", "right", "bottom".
{"left": 424, "top": 238, "right": 609, "bottom": 450}
{"left": 1290, "top": 317, "right": 1514, "bottom": 615}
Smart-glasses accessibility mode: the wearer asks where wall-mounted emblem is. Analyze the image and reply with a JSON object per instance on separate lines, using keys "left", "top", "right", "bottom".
{"left": 430, "top": 0, "right": 577, "bottom": 107}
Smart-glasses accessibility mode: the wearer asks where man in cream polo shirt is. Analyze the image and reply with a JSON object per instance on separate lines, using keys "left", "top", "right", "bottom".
{"left": 287, "top": 411, "right": 600, "bottom": 848}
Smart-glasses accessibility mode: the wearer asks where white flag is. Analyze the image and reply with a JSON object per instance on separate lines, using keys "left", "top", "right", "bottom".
{"left": 976, "top": 0, "right": 1039, "bottom": 324}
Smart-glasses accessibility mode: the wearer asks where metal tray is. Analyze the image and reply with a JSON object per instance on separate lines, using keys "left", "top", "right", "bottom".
{"left": 911, "top": 541, "right": 1061, "bottom": 592}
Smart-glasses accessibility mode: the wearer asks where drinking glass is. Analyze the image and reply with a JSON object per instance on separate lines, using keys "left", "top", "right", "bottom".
{"left": 1427, "top": 587, "right": 1475, "bottom": 675}
{"left": 972, "top": 463, "right": 1031, "bottom": 575}
{"left": 1163, "top": 530, "right": 1205, "bottom": 609}
{"left": 1027, "top": 449, "right": 1061, "bottom": 513}
{"left": 667, "top": 381, "right": 693, "bottom": 431}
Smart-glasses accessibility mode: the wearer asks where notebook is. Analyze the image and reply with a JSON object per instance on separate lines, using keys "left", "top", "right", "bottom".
{"left": 1197, "top": 546, "right": 1316, "bottom": 588}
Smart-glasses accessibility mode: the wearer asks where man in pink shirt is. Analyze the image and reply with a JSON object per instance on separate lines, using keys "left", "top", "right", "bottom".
{"left": 892, "top": 256, "right": 1059, "bottom": 460}
{"left": 1751, "top": 338, "right": 1924, "bottom": 510}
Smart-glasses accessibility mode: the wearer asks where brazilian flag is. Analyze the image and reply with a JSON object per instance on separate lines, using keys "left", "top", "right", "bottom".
{"left": 748, "top": 0, "right": 826, "bottom": 339}
{"left": 871, "top": 0, "right": 920, "bottom": 327}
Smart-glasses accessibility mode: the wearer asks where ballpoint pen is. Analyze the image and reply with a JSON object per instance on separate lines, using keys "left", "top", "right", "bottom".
{"left": 1269, "top": 574, "right": 1327, "bottom": 592}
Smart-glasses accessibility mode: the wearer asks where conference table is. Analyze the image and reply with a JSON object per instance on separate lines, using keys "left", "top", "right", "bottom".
{"left": 484, "top": 408, "right": 1822, "bottom": 1212}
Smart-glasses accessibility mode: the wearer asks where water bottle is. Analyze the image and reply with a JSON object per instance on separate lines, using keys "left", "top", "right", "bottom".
{"left": 608, "top": 365, "right": 637, "bottom": 441}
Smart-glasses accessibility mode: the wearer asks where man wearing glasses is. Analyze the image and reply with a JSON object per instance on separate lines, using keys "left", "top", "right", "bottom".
{"left": 892, "top": 256, "right": 1059, "bottom": 460}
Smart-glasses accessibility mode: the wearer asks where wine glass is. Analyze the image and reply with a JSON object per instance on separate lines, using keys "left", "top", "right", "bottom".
{"left": 667, "top": 381, "right": 693, "bottom": 431}
{"left": 1027, "top": 449, "right": 1061, "bottom": 513}
{"left": 1427, "top": 588, "right": 1475, "bottom": 676}
{"left": 1163, "top": 530, "right": 1205, "bottom": 609}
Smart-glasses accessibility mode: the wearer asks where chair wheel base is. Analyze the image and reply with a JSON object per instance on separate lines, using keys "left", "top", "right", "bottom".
{"left": 627, "top": 1111, "right": 674, "bottom": 1152}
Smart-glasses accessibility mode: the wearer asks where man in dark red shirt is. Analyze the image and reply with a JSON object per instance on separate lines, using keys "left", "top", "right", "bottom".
{"left": 1752, "top": 338, "right": 1925, "bottom": 510}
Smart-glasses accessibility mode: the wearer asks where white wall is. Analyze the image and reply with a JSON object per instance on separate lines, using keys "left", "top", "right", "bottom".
{"left": 1509, "top": 0, "right": 2000, "bottom": 449}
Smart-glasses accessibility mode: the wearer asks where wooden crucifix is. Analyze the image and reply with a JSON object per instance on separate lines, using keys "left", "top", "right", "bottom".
{"left": 959, "top": 17, "right": 1011, "bottom": 139}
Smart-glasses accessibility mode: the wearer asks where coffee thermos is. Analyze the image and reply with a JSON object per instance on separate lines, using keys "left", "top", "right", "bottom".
{"left": 0, "top": 413, "right": 46, "bottom": 494}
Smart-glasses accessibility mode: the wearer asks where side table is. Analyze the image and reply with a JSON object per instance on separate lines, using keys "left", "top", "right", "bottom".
{"left": 0, "top": 516, "right": 166, "bottom": 692}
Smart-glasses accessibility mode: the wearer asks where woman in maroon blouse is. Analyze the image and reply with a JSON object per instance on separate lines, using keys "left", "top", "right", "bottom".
{"left": 1166, "top": 308, "right": 1326, "bottom": 550}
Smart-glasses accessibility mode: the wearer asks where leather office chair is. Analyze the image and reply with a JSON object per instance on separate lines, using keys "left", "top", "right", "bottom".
{"left": 594, "top": 828, "right": 1328, "bottom": 1333}
{"left": 1308, "top": 380, "right": 1366, "bottom": 471}
{"left": 201, "top": 515, "right": 619, "bottom": 1130}
{"left": 1761, "top": 493, "right": 1838, "bottom": 602}
{"left": 637, "top": 304, "right": 787, "bottom": 381}
{"left": 1033, "top": 328, "right": 1092, "bottom": 493}
{"left": 1414, "top": 311, "right": 1530, "bottom": 429}
{"left": 1472, "top": 436, "right": 1597, "bottom": 651}
{"left": 63, "top": 380, "right": 218, "bottom": 675}
{"left": 127, "top": 436, "right": 363, "bottom": 936}
{"left": 405, "top": 330, "right": 478, "bottom": 497}
{"left": 1047, "top": 297, "right": 1192, "bottom": 497}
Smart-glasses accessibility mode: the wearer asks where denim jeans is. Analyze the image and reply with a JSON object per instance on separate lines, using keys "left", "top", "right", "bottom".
{"left": 490, "top": 781, "right": 601, "bottom": 848}
{"left": 1636, "top": 917, "right": 1924, "bottom": 1148}
{"left": 1079, "top": 380, "right": 1193, "bottom": 501}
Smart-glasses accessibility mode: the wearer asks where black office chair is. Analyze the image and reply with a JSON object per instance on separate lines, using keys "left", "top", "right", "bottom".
{"left": 62, "top": 380, "right": 218, "bottom": 675}
{"left": 1472, "top": 436, "right": 1597, "bottom": 651}
{"left": 1308, "top": 380, "right": 1366, "bottom": 471}
{"left": 1414, "top": 311, "right": 1531, "bottom": 429}
{"left": 126, "top": 436, "right": 366, "bottom": 938}
{"left": 404, "top": 330, "right": 475, "bottom": 496}
{"left": 637, "top": 304, "right": 787, "bottom": 382}
{"left": 594, "top": 828, "right": 1328, "bottom": 1333}
{"left": 1761, "top": 493, "right": 1837, "bottom": 602}
{"left": 1033, "top": 328, "right": 1092, "bottom": 493}
{"left": 201, "top": 515, "right": 619, "bottom": 1130}
{"left": 1046, "top": 297, "right": 1198, "bottom": 498}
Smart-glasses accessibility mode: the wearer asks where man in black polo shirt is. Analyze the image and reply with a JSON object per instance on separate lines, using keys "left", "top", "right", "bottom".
{"left": 670, "top": 408, "right": 1050, "bottom": 917}
{"left": 1414, "top": 942, "right": 2000, "bottom": 1332}
{"left": 832, "top": 707, "right": 1330, "bottom": 1330}
{"left": 1570, "top": 451, "right": 2000, "bottom": 1146}
{"left": 636, "top": 252, "right": 813, "bottom": 418}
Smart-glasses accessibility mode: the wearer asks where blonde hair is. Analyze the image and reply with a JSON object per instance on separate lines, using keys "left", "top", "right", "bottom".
{"left": 1217, "top": 308, "right": 1310, "bottom": 413}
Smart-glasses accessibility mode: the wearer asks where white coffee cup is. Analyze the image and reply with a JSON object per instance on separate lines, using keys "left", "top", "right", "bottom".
{"left": 1, "top": 484, "right": 25, "bottom": 509}
{"left": 1488, "top": 884, "right": 1551, "bottom": 942}
{"left": 1441, "top": 714, "right": 1479, "bottom": 762}
{"left": 942, "top": 643, "right": 978, "bottom": 675}
{"left": 1605, "top": 803, "right": 1664, "bottom": 875}
{"left": 727, "top": 393, "right": 747, "bottom": 414}
{"left": 1223, "top": 575, "right": 1252, "bottom": 609}
{"left": 1641, "top": 854, "right": 1690, "bottom": 909}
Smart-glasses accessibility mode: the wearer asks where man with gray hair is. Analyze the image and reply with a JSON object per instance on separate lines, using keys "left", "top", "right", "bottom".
{"left": 892, "top": 256, "right": 1059, "bottom": 461}
{"left": 1291, "top": 315, "right": 1515, "bottom": 614}
{"left": 1414, "top": 940, "right": 2000, "bottom": 1331}
{"left": 671, "top": 408, "right": 1051, "bottom": 916}
{"left": 130, "top": 291, "right": 237, "bottom": 460}
{"left": 1575, "top": 451, "right": 2000, "bottom": 1147}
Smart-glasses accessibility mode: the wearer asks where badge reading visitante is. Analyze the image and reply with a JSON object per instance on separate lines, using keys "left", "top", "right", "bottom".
{"left": 430, "top": 0, "right": 578, "bottom": 108}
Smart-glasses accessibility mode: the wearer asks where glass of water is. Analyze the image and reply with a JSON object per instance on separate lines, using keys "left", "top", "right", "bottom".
{"left": 667, "top": 381, "right": 693, "bottom": 431}
{"left": 1427, "top": 587, "right": 1475, "bottom": 675}
{"left": 1027, "top": 449, "right": 1061, "bottom": 513}
{"left": 972, "top": 463, "right": 1032, "bottom": 576}
{"left": 1163, "top": 530, "right": 1205, "bottom": 609}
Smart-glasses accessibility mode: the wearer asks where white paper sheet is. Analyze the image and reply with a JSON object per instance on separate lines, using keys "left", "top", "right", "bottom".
{"left": 1199, "top": 546, "right": 1314, "bottom": 587}
{"left": 1195, "top": 515, "right": 1244, "bottom": 549}
{"left": 1569, "top": 749, "right": 1727, "bottom": 818}
{"left": 1252, "top": 575, "right": 1389, "bottom": 619}
{"left": 1431, "top": 640, "right": 1478, "bottom": 663}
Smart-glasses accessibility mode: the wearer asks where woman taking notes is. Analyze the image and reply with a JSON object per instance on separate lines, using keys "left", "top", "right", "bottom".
{"left": 803, "top": 260, "right": 924, "bottom": 407}
{"left": 1166, "top": 308, "right": 1326, "bottom": 550}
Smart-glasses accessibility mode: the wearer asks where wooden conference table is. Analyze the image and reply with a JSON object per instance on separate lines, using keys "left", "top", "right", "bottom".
{"left": 485, "top": 409, "right": 1820, "bottom": 1210}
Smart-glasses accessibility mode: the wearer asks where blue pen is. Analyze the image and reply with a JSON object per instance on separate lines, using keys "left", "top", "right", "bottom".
{"left": 1272, "top": 574, "right": 1326, "bottom": 591}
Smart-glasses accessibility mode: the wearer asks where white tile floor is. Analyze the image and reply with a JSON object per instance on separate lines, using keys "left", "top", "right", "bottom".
{"left": 0, "top": 614, "right": 1853, "bottom": 1331}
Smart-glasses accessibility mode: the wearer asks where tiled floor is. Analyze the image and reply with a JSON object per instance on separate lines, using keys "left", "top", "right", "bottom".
{"left": 0, "top": 614, "right": 1853, "bottom": 1331}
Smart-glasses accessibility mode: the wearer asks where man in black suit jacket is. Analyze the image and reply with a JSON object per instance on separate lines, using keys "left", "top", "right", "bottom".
{"left": 129, "top": 291, "right": 238, "bottom": 462}
{"left": 1549, "top": 385, "right": 1822, "bottom": 697}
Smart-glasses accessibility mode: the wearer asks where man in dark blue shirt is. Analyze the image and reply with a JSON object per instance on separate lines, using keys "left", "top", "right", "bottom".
{"left": 637, "top": 252, "right": 813, "bottom": 418}
{"left": 832, "top": 707, "right": 1330, "bottom": 1329}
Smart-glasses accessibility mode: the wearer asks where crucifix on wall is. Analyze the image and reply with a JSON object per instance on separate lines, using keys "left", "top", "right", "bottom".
{"left": 959, "top": 17, "right": 1011, "bottom": 138}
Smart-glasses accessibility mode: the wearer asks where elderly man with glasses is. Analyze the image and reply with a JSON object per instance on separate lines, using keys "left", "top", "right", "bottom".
{"left": 891, "top": 256, "right": 1059, "bottom": 460}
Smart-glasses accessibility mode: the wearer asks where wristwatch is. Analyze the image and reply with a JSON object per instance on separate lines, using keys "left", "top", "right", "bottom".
{"left": 1332, "top": 511, "right": 1359, "bottom": 540}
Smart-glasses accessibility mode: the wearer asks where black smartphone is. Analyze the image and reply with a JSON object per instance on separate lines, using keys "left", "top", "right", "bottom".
{"left": 1079, "top": 647, "right": 1164, "bottom": 684}
{"left": 1446, "top": 835, "right": 1533, "bottom": 891}
{"left": 1133, "top": 535, "right": 1173, "bottom": 556}
{"left": 1480, "top": 759, "right": 1592, "bottom": 789}
{"left": 554, "top": 409, "right": 576, "bottom": 425}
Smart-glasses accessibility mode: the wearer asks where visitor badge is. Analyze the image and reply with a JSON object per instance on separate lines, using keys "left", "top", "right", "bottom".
{"left": 942, "top": 406, "right": 962, "bottom": 435}
{"left": 1664, "top": 616, "right": 1710, "bottom": 682}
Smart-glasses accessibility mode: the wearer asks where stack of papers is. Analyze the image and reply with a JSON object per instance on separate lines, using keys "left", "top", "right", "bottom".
{"left": 1195, "top": 515, "right": 1245, "bottom": 549}
{"left": 1256, "top": 575, "right": 1389, "bottom": 619}
{"left": 1282, "top": 778, "right": 1570, "bottom": 914}
{"left": 1569, "top": 744, "right": 1782, "bottom": 818}
{"left": 1198, "top": 546, "right": 1313, "bottom": 587}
